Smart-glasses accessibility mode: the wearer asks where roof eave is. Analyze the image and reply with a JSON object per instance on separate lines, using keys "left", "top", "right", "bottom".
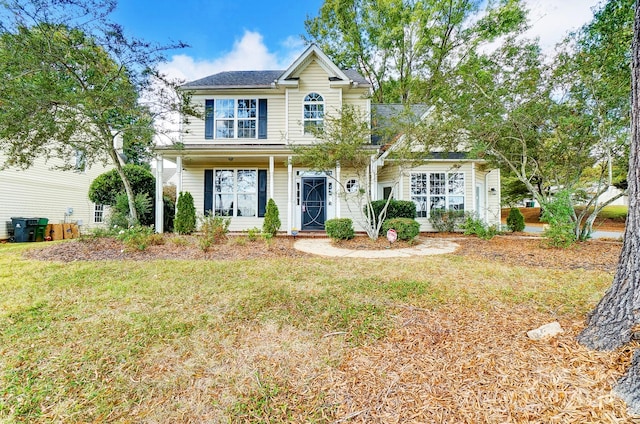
{"left": 179, "top": 84, "right": 276, "bottom": 90}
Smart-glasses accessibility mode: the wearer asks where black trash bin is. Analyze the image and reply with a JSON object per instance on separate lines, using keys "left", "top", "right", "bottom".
{"left": 11, "top": 217, "right": 36, "bottom": 242}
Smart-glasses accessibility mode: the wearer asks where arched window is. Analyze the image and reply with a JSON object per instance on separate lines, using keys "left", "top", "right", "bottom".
{"left": 303, "top": 92, "right": 324, "bottom": 134}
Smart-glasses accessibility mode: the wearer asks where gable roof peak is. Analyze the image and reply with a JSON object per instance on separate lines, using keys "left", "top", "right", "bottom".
{"left": 276, "top": 43, "right": 367, "bottom": 88}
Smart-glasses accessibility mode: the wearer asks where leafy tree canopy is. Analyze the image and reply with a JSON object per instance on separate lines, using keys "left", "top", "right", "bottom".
{"left": 305, "top": 0, "right": 528, "bottom": 104}
{"left": 0, "top": 0, "right": 195, "bottom": 224}
{"left": 88, "top": 164, "right": 155, "bottom": 206}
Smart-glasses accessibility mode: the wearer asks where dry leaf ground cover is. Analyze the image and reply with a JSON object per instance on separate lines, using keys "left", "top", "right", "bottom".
{"left": 1, "top": 232, "right": 637, "bottom": 423}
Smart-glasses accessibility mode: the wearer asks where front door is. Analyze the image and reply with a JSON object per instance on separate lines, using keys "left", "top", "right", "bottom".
{"left": 302, "top": 177, "right": 326, "bottom": 230}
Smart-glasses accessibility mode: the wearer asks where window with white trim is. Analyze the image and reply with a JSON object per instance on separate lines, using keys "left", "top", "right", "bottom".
{"left": 212, "top": 99, "right": 257, "bottom": 139}
{"left": 94, "top": 204, "right": 105, "bottom": 223}
{"left": 346, "top": 178, "right": 359, "bottom": 193}
{"left": 411, "top": 172, "right": 465, "bottom": 217}
{"left": 303, "top": 92, "right": 324, "bottom": 134}
{"left": 214, "top": 169, "right": 257, "bottom": 217}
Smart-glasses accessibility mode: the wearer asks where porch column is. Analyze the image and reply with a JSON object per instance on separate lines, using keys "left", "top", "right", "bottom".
{"left": 335, "top": 161, "right": 341, "bottom": 218}
{"left": 155, "top": 155, "right": 164, "bottom": 233}
{"left": 399, "top": 170, "right": 404, "bottom": 200}
{"left": 471, "top": 162, "right": 477, "bottom": 213}
{"left": 269, "top": 156, "right": 275, "bottom": 199}
{"left": 287, "top": 156, "right": 293, "bottom": 234}
{"left": 176, "top": 156, "right": 183, "bottom": 196}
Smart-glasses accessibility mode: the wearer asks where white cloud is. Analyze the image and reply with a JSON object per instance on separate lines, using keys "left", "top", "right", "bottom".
{"left": 522, "top": 0, "right": 601, "bottom": 53}
{"left": 159, "top": 30, "right": 305, "bottom": 83}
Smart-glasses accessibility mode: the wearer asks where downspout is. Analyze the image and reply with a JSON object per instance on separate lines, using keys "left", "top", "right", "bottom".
{"left": 370, "top": 155, "right": 378, "bottom": 201}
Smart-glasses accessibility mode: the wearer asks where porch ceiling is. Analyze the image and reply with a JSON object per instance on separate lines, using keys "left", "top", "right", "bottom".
{"left": 155, "top": 144, "right": 293, "bottom": 167}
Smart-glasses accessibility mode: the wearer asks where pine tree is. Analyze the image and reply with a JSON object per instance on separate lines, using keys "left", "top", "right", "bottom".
{"left": 506, "top": 207, "right": 526, "bottom": 232}
{"left": 262, "top": 199, "right": 281, "bottom": 237}
{"left": 174, "top": 192, "right": 196, "bottom": 234}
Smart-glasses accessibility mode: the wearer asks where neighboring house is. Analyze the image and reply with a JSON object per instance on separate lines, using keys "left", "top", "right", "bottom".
{"left": 153, "top": 44, "right": 501, "bottom": 234}
{"left": 0, "top": 152, "right": 111, "bottom": 240}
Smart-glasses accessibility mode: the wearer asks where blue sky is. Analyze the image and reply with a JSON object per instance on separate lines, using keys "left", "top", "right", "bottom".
{"left": 110, "top": 0, "right": 602, "bottom": 83}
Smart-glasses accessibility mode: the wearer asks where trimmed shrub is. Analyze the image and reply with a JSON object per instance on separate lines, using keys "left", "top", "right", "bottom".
{"left": 428, "top": 209, "right": 465, "bottom": 232}
{"left": 262, "top": 199, "right": 281, "bottom": 237}
{"left": 382, "top": 218, "right": 420, "bottom": 241}
{"left": 89, "top": 164, "right": 156, "bottom": 205}
{"left": 367, "top": 199, "right": 417, "bottom": 221}
{"left": 506, "top": 207, "right": 526, "bottom": 232}
{"left": 174, "top": 191, "right": 196, "bottom": 235}
{"left": 325, "top": 218, "right": 355, "bottom": 240}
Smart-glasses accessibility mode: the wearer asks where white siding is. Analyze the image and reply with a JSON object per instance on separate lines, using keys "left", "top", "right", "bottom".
{"left": 0, "top": 154, "right": 112, "bottom": 239}
{"left": 286, "top": 60, "right": 369, "bottom": 145}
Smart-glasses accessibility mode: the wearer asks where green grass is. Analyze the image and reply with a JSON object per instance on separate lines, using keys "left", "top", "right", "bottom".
{"left": 0, "top": 242, "right": 614, "bottom": 422}
{"left": 596, "top": 205, "right": 628, "bottom": 220}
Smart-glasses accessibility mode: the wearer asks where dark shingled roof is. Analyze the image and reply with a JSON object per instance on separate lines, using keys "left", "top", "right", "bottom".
{"left": 182, "top": 70, "right": 284, "bottom": 88}
{"left": 182, "top": 69, "right": 370, "bottom": 89}
{"left": 371, "top": 104, "right": 431, "bottom": 145}
{"left": 343, "top": 69, "right": 370, "bottom": 86}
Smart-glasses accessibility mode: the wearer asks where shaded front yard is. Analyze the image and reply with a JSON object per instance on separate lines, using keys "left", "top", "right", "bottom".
{"left": 0, "top": 236, "right": 636, "bottom": 422}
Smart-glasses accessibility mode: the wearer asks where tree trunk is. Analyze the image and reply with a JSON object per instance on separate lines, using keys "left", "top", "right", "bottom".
{"left": 577, "top": 2, "right": 640, "bottom": 413}
{"left": 614, "top": 350, "right": 640, "bottom": 415}
{"left": 109, "top": 147, "right": 139, "bottom": 226}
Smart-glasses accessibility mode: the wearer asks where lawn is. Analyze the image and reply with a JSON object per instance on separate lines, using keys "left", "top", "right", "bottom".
{"left": 0, "top": 238, "right": 635, "bottom": 422}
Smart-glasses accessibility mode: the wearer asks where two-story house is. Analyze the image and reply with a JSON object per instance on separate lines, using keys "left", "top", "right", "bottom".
{"left": 153, "top": 44, "right": 501, "bottom": 234}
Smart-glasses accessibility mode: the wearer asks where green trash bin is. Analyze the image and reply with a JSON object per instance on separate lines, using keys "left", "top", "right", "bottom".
{"left": 34, "top": 218, "right": 48, "bottom": 242}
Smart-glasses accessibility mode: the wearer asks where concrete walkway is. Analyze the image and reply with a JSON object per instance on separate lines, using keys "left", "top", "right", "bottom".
{"left": 294, "top": 237, "right": 459, "bottom": 258}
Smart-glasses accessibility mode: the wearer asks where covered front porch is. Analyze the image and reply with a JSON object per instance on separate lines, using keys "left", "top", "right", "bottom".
{"left": 153, "top": 146, "right": 380, "bottom": 234}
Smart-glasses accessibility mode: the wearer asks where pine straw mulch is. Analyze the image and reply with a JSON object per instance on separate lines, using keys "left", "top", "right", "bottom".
{"left": 323, "top": 305, "right": 639, "bottom": 423}
{"left": 24, "top": 232, "right": 623, "bottom": 273}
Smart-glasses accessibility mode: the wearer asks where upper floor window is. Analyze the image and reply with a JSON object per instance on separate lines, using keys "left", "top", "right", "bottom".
{"left": 205, "top": 98, "right": 267, "bottom": 140}
{"left": 303, "top": 92, "right": 324, "bottom": 134}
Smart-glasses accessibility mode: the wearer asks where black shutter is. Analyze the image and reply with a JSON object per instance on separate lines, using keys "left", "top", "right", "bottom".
{"left": 258, "top": 169, "right": 267, "bottom": 217}
{"left": 204, "top": 169, "right": 213, "bottom": 216}
{"left": 205, "top": 99, "right": 214, "bottom": 139}
{"left": 258, "top": 99, "right": 267, "bottom": 139}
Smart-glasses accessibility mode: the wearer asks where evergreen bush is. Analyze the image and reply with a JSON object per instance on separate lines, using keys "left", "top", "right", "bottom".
{"left": 174, "top": 191, "right": 196, "bottom": 234}
{"left": 262, "top": 198, "right": 281, "bottom": 237}
{"left": 506, "top": 207, "right": 526, "bottom": 232}
{"left": 325, "top": 218, "right": 355, "bottom": 240}
{"left": 367, "top": 199, "right": 417, "bottom": 221}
